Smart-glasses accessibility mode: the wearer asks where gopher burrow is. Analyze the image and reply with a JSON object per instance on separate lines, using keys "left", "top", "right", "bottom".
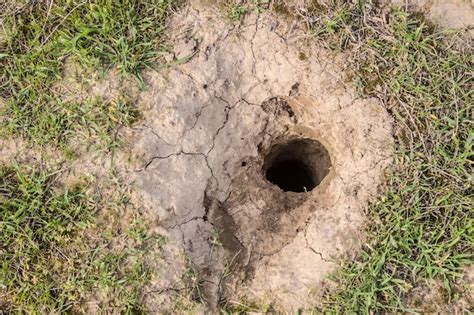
{"left": 131, "top": 3, "right": 394, "bottom": 311}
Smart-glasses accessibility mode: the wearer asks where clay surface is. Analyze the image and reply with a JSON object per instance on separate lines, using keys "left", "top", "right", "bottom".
{"left": 129, "top": 2, "right": 394, "bottom": 311}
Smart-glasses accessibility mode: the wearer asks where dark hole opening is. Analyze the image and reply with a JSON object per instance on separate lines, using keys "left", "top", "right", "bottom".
{"left": 263, "top": 138, "right": 331, "bottom": 193}
{"left": 266, "top": 159, "right": 315, "bottom": 192}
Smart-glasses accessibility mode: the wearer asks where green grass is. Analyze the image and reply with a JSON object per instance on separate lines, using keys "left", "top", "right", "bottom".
{"left": 303, "top": 2, "right": 473, "bottom": 313}
{"left": 0, "top": 165, "right": 167, "bottom": 313}
{"left": 0, "top": 165, "right": 95, "bottom": 312}
{"left": 224, "top": 3, "right": 251, "bottom": 22}
{"left": 7, "top": 95, "right": 139, "bottom": 157}
{"left": 0, "top": 2, "right": 178, "bottom": 312}
{"left": 0, "top": 0, "right": 176, "bottom": 151}
{"left": 222, "top": 0, "right": 271, "bottom": 22}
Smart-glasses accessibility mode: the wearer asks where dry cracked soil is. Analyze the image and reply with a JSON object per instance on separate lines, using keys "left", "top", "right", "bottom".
{"left": 129, "top": 2, "right": 394, "bottom": 311}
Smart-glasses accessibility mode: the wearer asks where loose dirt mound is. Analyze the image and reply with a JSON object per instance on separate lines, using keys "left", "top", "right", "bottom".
{"left": 128, "top": 2, "right": 393, "bottom": 311}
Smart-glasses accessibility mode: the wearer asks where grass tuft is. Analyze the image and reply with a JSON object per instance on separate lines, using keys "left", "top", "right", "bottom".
{"left": 0, "top": 165, "right": 167, "bottom": 312}
{"left": 0, "top": 0, "right": 176, "bottom": 151}
{"left": 0, "top": 165, "right": 95, "bottom": 312}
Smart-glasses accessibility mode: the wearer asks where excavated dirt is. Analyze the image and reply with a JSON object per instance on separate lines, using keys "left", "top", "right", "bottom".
{"left": 127, "top": 2, "right": 394, "bottom": 311}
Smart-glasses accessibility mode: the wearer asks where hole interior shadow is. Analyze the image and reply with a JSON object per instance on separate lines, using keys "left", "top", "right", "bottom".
{"left": 263, "top": 138, "right": 331, "bottom": 193}
{"left": 266, "top": 159, "right": 315, "bottom": 192}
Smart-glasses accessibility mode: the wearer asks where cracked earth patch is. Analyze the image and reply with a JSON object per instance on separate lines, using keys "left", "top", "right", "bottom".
{"left": 128, "top": 3, "right": 393, "bottom": 312}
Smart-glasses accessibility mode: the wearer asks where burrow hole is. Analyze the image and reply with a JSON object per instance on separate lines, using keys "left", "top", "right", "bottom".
{"left": 263, "top": 139, "right": 331, "bottom": 193}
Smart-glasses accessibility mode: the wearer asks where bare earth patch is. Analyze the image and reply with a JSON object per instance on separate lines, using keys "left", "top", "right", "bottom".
{"left": 121, "top": 2, "right": 393, "bottom": 311}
